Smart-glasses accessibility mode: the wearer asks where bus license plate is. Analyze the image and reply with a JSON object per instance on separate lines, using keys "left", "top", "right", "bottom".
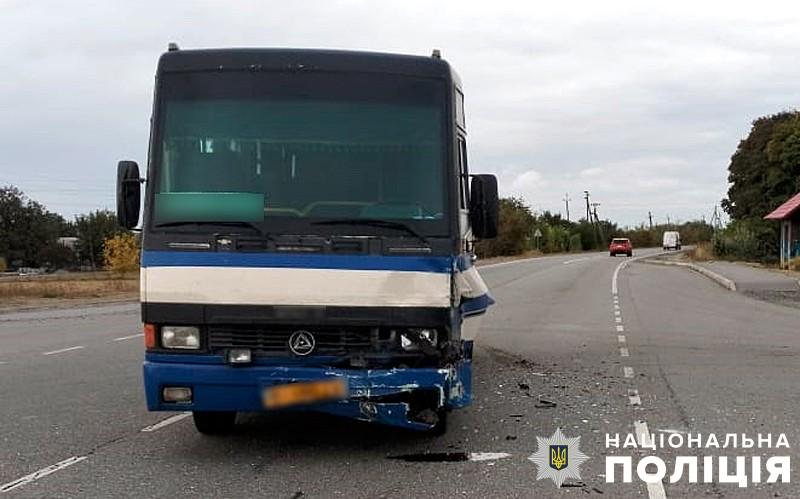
{"left": 263, "top": 378, "right": 348, "bottom": 409}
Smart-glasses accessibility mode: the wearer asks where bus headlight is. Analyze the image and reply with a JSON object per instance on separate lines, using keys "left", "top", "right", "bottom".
{"left": 161, "top": 326, "right": 200, "bottom": 349}
{"left": 400, "top": 328, "right": 438, "bottom": 351}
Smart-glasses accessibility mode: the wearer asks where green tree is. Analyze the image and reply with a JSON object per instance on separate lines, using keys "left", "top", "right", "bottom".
{"left": 721, "top": 111, "right": 800, "bottom": 260}
{"left": 0, "top": 186, "right": 69, "bottom": 268}
{"left": 475, "top": 197, "right": 535, "bottom": 257}
{"left": 75, "top": 210, "right": 123, "bottom": 269}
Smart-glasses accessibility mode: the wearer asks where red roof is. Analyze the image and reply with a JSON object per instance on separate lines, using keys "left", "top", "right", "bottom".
{"left": 765, "top": 192, "right": 800, "bottom": 220}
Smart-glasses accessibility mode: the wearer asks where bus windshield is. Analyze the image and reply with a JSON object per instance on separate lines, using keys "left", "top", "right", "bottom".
{"left": 152, "top": 71, "right": 448, "bottom": 235}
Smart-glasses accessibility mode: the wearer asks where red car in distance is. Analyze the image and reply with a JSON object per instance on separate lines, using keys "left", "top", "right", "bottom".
{"left": 609, "top": 238, "right": 633, "bottom": 257}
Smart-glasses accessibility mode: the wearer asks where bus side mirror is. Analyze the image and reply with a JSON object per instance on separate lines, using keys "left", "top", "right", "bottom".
{"left": 117, "top": 160, "right": 142, "bottom": 229}
{"left": 469, "top": 174, "right": 499, "bottom": 239}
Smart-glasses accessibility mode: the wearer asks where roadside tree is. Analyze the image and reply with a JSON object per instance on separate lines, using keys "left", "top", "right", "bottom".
{"left": 103, "top": 232, "right": 140, "bottom": 274}
{"left": 75, "top": 210, "right": 122, "bottom": 269}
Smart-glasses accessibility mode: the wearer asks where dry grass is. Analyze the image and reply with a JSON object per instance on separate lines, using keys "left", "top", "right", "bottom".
{"left": 686, "top": 242, "right": 714, "bottom": 262}
{"left": 0, "top": 272, "right": 138, "bottom": 302}
{"left": 789, "top": 257, "right": 800, "bottom": 272}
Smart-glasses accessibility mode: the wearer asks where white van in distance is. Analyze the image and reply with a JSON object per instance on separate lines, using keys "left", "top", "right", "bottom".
{"left": 662, "top": 231, "right": 682, "bottom": 250}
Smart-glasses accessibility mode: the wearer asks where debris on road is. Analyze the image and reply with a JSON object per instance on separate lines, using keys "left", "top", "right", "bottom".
{"left": 535, "top": 397, "right": 557, "bottom": 409}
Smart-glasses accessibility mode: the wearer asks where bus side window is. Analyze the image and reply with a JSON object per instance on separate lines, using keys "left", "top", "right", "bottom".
{"left": 458, "top": 138, "right": 469, "bottom": 209}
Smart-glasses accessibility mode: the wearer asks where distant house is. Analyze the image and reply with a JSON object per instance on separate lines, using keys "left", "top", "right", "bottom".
{"left": 764, "top": 192, "right": 800, "bottom": 268}
{"left": 57, "top": 237, "right": 79, "bottom": 251}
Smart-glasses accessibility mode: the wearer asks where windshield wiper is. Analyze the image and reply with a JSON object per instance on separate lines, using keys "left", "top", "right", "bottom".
{"left": 154, "top": 221, "right": 269, "bottom": 239}
{"left": 312, "top": 218, "right": 429, "bottom": 245}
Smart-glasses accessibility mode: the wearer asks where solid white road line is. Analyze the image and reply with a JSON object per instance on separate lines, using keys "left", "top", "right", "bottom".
{"left": 618, "top": 335, "right": 626, "bottom": 343}
{"left": 615, "top": 317, "right": 623, "bottom": 323}
{"left": 634, "top": 421, "right": 669, "bottom": 499}
{"left": 620, "top": 347, "right": 630, "bottom": 357}
{"left": 41, "top": 346, "right": 84, "bottom": 356}
{"left": 0, "top": 456, "right": 87, "bottom": 493}
{"left": 141, "top": 412, "right": 191, "bottom": 432}
{"left": 623, "top": 366, "right": 634, "bottom": 378}
{"left": 112, "top": 333, "right": 143, "bottom": 342}
{"left": 611, "top": 260, "right": 628, "bottom": 295}
{"left": 628, "top": 389, "right": 641, "bottom": 406}
{"left": 616, "top": 325, "right": 625, "bottom": 332}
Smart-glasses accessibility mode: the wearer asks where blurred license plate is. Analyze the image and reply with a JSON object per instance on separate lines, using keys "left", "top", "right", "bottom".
{"left": 263, "top": 378, "right": 348, "bottom": 409}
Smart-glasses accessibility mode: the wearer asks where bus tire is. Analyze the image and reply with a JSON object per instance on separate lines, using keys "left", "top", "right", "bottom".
{"left": 428, "top": 409, "right": 448, "bottom": 436}
{"left": 193, "top": 411, "right": 236, "bottom": 435}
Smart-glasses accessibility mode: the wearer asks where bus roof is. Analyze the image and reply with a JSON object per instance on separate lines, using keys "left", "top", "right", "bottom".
{"left": 157, "top": 48, "right": 459, "bottom": 84}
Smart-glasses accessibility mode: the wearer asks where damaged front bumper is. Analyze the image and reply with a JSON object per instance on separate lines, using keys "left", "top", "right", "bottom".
{"left": 143, "top": 350, "right": 472, "bottom": 431}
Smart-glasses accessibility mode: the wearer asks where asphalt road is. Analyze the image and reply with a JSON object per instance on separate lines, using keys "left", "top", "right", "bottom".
{"left": 1, "top": 249, "right": 799, "bottom": 498}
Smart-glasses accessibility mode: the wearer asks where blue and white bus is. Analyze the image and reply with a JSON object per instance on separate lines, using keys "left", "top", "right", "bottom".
{"left": 116, "top": 46, "right": 498, "bottom": 434}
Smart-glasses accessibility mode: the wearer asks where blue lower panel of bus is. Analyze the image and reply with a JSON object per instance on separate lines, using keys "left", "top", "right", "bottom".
{"left": 143, "top": 352, "right": 472, "bottom": 431}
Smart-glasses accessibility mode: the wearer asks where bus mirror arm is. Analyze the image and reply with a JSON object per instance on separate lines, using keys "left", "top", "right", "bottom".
{"left": 117, "top": 160, "right": 143, "bottom": 230}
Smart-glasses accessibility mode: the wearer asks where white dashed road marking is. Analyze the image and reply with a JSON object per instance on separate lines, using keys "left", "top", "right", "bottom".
{"left": 469, "top": 452, "right": 512, "bottom": 462}
{"left": 634, "top": 421, "right": 668, "bottom": 499}
{"left": 0, "top": 456, "right": 87, "bottom": 493}
{"left": 112, "top": 333, "right": 143, "bottom": 342}
{"left": 563, "top": 257, "right": 590, "bottom": 265}
{"left": 657, "top": 428, "right": 688, "bottom": 435}
{"left": 613, "top": 253, "right": 669, "bottom": 499}
{"left": 141, "top": 412, "right": 192, "bottom": 432}
{"left": 42, "top": 346, "right": 84, "bottom": 356}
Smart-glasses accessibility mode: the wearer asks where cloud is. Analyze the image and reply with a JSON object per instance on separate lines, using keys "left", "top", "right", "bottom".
{"left": 2, "top": 1, "right": 800, "bottom": 225}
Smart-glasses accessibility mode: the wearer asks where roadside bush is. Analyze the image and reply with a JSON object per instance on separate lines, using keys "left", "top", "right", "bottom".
{"left": 103, "top": 233, "right": 140, "bottom": 274}
{"left": 687, "top": 242, "right": 713, "bottom": 261}
{"left": 475, "top": 197, "right": 535, "bottom": 258}
{"left": 788, "top": 257, "right": 800, "bottom": 271}
{"left": 0, "top": 256, "right": 6, "bottom": 272}
{"left": 712, "top": 219, "right": 778, "bottom": 263}
{"left": 543, "top": 225, "right": 570, "bottom": 253}
{"left": 569, "top": 233, "right": 582, "bottom": 252}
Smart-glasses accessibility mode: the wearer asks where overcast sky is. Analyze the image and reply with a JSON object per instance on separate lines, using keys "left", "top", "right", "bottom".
{"left": 2, "top": 1, "right": 799, "bottom": 227}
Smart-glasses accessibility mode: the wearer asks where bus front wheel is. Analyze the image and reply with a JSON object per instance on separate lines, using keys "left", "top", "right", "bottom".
{"left": 193, "top": 411, "right": 236, "bottom": 435}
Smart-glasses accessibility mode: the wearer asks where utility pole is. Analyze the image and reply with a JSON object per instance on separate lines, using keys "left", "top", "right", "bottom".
{"left": 648, "top": 211, "right": 653, "bottom": 230}
{"left": 666, "top": 214, "right": 671, "bottom": 227}
{"left": 563, "top": 193, "right": 571, "bottom": 222}
{"left": 711, "top": 205, "right": 722, "bottom": 231}
{"left": 591, "top": 203, "right": 600, "bottom": 222}
{"left": 584, "top": 190, "right": 591, "bottom": 222}
{"left": 591, "top": 202, "right": 604, "bottom": 242}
